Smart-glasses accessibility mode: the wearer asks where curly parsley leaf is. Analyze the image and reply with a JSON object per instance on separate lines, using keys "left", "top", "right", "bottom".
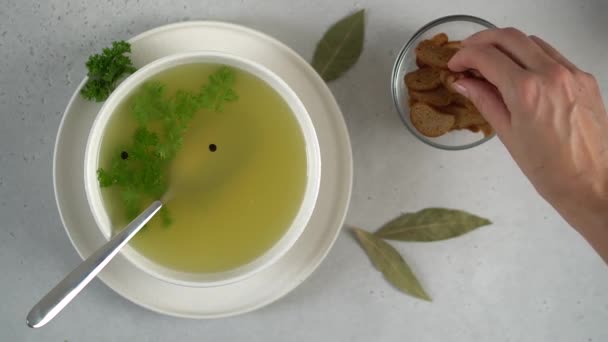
{"left": 81, "top": 41, "right": 137, "bottom": 102}
{"left": 132, "top": 82, "right": 168, "bottom": 125}
{"left": 96, "top": 168, "right": 114, "bottom": 187}
{"left": 199, "top": 66, "right": 239, "bottom": 111}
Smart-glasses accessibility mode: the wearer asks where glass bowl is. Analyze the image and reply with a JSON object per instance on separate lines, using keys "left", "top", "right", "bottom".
{"left": 391, "top": 15, "right": 497, "bottom": 150}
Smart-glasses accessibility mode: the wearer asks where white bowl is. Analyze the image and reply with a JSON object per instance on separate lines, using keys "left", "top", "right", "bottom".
{"left": 84, "top": 51, "right": 321, "bottom": 287}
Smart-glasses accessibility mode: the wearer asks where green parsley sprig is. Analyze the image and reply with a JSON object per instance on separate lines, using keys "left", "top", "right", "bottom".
{"left": 81, "top": 41, "right": 136, "bottom": 102}
{"left": 96, "top": 67, "right": 239, "bottom": 226}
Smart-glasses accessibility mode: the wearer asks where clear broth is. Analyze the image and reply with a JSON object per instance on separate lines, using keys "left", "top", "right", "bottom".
{"left": 99, "top": 63, "right": 307, "bottom": 273}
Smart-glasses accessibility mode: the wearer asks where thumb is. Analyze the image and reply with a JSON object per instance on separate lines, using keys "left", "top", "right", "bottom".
{"left": 452, "top": 78, "right": 511, "bottom": 137}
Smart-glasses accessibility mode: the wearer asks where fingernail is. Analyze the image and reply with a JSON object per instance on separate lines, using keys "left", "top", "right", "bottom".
{"left": 452, "top": 82, "right": 468, "bottom": 97}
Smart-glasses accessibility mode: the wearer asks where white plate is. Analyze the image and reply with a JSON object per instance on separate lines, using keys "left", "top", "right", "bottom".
{"left": 53, "top": 21, "right": 353, "bottom": 318}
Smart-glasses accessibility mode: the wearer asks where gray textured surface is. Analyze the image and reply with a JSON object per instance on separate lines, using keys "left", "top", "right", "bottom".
{"left": 1, "top": 0, "right": 608, "bottom": 341}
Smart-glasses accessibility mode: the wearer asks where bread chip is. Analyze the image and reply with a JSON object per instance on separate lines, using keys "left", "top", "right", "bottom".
{"left": 415, "top": 42, "right": 459, "bottom": 69}
{"left": 468, "top": 125, "right": 482, "bottom": 133}
{"left": 430, "top": 33, "right": 448, "bottom": 45}
{"left": 416, "top": 58, "right": 427, "bottom": 68}
{"left": 408, "top": 96, "right": 415, "bottom": 107}
{"left": 410, "top": 102, "right": 455, "bottom": 137}
{"left": 444, "top": 40, "right": 462, "bottom": 49}
{"left": 404, "top": 67, "right": 441, "bottom": 91}
{"left": 409, "top": 86, "right": 453, "bottom": 107}
{"left": 479, "top": 123, "right": 494, "bottom": 137}
{"left": 451, "top": 92, "right": 476, "bottom": 110}
{"left": 440, "top": 105, "right": 487, "bottom": 129}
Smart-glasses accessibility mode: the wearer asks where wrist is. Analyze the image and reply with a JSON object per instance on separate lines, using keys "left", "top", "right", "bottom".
{"left": 579, "top": 221, "right": 608, "bottom": 264}
{"left": 560, "top": 192, "right": 608, "bottom": 263}
{"left": 523, "top": 153, "right": 608, "bottom": 262}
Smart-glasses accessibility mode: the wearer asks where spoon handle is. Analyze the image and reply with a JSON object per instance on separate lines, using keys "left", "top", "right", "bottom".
{"left": 26, "top": 200, "right": 163, "bottom": 328}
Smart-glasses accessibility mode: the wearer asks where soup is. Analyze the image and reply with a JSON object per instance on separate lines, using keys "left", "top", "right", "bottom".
{"left": 97, "top": 63, "right": 307, "bottom": 273}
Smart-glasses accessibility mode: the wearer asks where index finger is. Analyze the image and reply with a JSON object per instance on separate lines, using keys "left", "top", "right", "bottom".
{"left": 463, "top": 27, "right": 555, "bottom": 71}
{"left": 448, "top": 44, "right": 526, "bottom": 97}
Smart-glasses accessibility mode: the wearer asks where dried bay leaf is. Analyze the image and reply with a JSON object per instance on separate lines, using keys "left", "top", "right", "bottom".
{"left": 375, "top": 208, "right": 491, "bottom": 242}
{"left": 353, "top": 228, "right": 431, "bottom": 301}
{"left": 312, "top": 9, "right": 365, "bottom": 81}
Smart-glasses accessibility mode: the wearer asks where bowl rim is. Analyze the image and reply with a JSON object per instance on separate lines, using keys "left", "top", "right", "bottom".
{"left": 391, "top": 14, "right": 498, "bottom": 151}
{"left": 83, "top": 50, "right": 322, "bottom": 287}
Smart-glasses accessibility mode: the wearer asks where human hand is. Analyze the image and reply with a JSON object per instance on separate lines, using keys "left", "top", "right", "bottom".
{"left": 447, "top": 28, "right": 608, "bottom": 263}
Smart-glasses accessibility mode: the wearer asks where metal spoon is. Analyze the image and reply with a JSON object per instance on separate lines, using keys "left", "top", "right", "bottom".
{"left": 26, "top": 200, "right": 163, "bottom": 328}
{"left": 26, "top": 131, "right": 245, "bottom": 328}
{"left": 26, "top": 161, "right": 217, "bottom": 328}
